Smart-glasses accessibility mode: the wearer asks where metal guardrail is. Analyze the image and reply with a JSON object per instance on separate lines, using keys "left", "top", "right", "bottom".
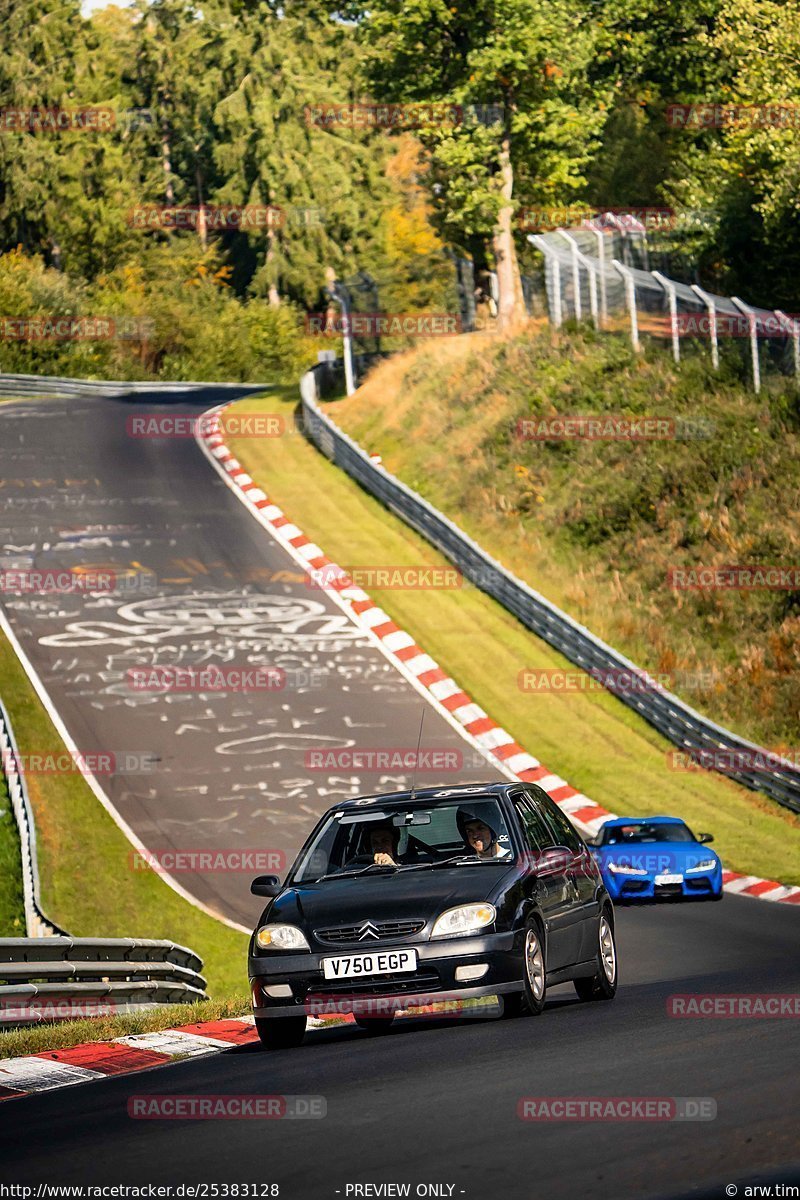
{"left": 0, "top": 938, "right": 207, "bottom": 1025}
{"left": 0, "top": 696, "right": 66, "bottom": 937}
{"left": 300, "top": 362, "right": 800, "bottom": 815}
{"left": 0, "top": 372, "right": 271, "bottom": 400}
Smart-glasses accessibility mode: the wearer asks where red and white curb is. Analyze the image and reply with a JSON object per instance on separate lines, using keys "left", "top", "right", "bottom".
{"left": 0, "top": 1018, "right": 259, "bottom": 1101}
{"left": 195, "top": 406, "right": 800, "bottom": 909}
{"left": 0, "top": 1014, "right": 358, "bottom": 1102}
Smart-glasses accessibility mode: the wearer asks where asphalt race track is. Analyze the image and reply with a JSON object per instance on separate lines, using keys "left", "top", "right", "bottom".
{"left": 1, "top": 390, "right": 798, "bottom": 1198}
{"left": 0, "top": 392, "right": 494, "bottom": 928}
{"left": 1, "top": 897, "right": 799, "bottom": 1198}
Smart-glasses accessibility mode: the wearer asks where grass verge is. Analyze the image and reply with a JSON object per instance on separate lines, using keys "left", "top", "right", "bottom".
{"left": 0, "top": 771, "right": 25, "bottom": 936}
{"left": 0, "top": 994, "right": 250, "bottom": 1061}
{"left": 227, "top": 385, "right": 800, "bottom": 886}
{"left": 0, "top": 634, "right": 249, "bottom": 995}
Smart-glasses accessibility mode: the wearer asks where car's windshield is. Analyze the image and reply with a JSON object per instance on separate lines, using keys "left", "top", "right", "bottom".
{"left": 601, "top": 821, "right": 695, "bottom": 845}
{"left": 292, "top": 796, "right": 514, "bottom": 883}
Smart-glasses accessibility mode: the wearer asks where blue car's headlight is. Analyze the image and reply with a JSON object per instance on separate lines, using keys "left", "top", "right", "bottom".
{"left": 606, "top": 861, "right": 648, "bottom": 876}
{"left": 686, "top": 859, "right": 717, "bottom": 873}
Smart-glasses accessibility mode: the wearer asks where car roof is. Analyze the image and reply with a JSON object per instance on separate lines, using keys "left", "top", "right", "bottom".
{"left": 325, "top": 781, "right": 512, "bottom": 813}
{"left": 601, "top": 815, "right": 687, "bottom": 826}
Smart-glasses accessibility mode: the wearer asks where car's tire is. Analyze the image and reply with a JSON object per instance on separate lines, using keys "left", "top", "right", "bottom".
{"left": 710, "top": 889, "right": 724, "bottom": 901}
{"left": 574, "top": 909, "right": 618, "bottom": 1002}
{"left": 503, "top": 918, "right": 547, "bottom": 1018}
{"left": 354, "top": 1015, "right": 394, "bottom": 1034}
{"left": 255, "top": 1016, "right": 307, "bottom": 1049}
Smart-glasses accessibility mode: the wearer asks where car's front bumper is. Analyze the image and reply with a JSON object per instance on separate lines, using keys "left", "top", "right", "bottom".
{"left": 601, "top": 869, "right": 723, "bottom": 901}
{"left": 249, "top": 931, "right": 522, "bottom": 1019}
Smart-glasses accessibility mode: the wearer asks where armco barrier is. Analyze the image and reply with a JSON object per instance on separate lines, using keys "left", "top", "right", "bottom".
{"left": 300, "top": 362, "right": 800, "bottom": 816}
{"left": 0, "top": 937, "right": 207, "bottom": 1025}
{"left": 0, "top": 372, "right": 270, "bottom": 400}
{"left": 0, "top": 696, "right": 66, "bottom": 937}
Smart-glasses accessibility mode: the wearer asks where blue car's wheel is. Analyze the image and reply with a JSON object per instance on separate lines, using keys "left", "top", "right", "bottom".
{"left": 575, "top": 910, "right": 618, "bottom": 1002}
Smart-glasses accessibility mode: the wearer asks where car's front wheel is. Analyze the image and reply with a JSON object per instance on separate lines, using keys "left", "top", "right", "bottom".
{"left": 574, "top": 910, "right": 618, "bottom": 1002}
{"left": 504, "top": 919, "right": 547, "bottom": 1018}
{"left": 255, "top": 1015, "right": 307, "bottom": 1049}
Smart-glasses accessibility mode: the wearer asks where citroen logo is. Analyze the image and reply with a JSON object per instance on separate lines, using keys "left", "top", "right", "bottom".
{"left": 357, "top": 921, "right": 381, "bottom": 941}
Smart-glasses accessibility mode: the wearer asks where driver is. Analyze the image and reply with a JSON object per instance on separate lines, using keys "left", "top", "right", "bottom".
{"left": 368, "top": 824, "right": 401, "bottom": 867}
{"left": 456, "top": 806, "right": 512, "bottom": 860}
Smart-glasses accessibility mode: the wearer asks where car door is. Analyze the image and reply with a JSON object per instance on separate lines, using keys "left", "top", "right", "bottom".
{"left": 529, "top": 785, "right": 602, "bottom": 963}
{"left": 510, "top": 789, "right": 581, "bottom": 971}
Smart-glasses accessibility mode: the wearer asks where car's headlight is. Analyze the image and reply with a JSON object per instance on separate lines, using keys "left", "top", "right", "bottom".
{"left": 606, "top": 861, "right": 648, "bottom": 876}
{"left": 431, "top": 904, "right": 496, "bottom": 939}
{"left": 255, "top": 924, "right": 310, "bottom": 951}
{"left": 686, "top": 859, "right": 717, "bottom": 873}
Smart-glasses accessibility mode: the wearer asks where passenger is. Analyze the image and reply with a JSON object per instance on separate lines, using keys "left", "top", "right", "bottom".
{"left": 456, "top": 807, "right": 512, "bottom": 860}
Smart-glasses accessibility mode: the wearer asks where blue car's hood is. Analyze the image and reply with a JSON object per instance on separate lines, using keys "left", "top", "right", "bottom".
{"left": 595, "top": 841, "right": 719, "bottom": 875}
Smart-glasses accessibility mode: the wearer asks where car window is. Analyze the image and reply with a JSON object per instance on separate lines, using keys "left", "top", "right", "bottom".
{"left": 291, "top": 797, "right": 514, "bottom": 882}
{"left": 527, "top": 785, "right": 584, "bottom": 853}
{"left": 513, "top": 793, "right": 555, "bottom": 852}
{"left": 603, "top": 821, "right": 695, "bottom": 845}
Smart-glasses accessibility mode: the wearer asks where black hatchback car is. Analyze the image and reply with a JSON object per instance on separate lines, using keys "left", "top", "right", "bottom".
{"left": 248, "top": 781, "right": 617, "bottom": 1048}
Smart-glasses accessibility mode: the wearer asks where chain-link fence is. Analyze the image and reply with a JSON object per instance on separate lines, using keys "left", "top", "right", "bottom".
{"left": 531, "top": 214, "right": 800, "bottom": 393}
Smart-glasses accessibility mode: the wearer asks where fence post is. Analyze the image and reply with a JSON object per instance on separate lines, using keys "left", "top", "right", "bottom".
{"left": 690, "top": 284, "right": 720, "bottom": 370}
{"left": 612, "top": 260, "right": 640, "bottom": 351}
{"left": 652, "top": 271, "right": 679, "bottom": 363}
{"left": 326, "top": 280, "right": 355, "bottom": 396}
{"left": 592, "top": 229, "right": 609, "bottom": 326}
{"left": 530, "top": 235, "right": 562, "bottom": 328}
{"left": 731, "top": 296, "right": 761, "bottom": 394}
{"left": 775, "top": 310, "right": 800, "bottom": 377}
{"left": 560, "top": 231, "right": 598, "bottom": 327}
{"left": 556, "top": 231, "right": 582, "bottom": 321}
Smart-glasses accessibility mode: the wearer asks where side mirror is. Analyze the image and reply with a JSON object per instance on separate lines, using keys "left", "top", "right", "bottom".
{"left": 697, "top": 832, "right": 714, "bottom": 844}
{"left": 250, "top": 874, "right": 282, "bottom": 897}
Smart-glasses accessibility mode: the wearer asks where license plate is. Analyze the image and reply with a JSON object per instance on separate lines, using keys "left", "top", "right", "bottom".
{"left": 322, "top": 949, "right": 418, "bottom": 980}
{"left": 655, "top": 873, "right": 683, "bottom": 885}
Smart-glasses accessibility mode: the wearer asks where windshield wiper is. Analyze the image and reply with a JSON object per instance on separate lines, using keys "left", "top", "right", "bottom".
{"left": 398, "top": 855, "right": 483, "bottom": 872}
{"left": 313, "top": 863, "right": 400, "bottom": 883}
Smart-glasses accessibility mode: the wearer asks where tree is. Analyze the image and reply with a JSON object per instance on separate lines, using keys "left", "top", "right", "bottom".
{"left": 352, "top": 0, "right": 606, "bottom": 329}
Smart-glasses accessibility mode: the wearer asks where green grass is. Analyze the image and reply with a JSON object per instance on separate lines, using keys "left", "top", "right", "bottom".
{"left": 0, "top": 635, "right": 249, "bottom": 995}
{"left": 0, "top": 994, "right": 250, "bottom": 1061}
{"left": 227, "top": 385, "right": 800, "bottom": 886}
{"left": 0, "top": 772, "right": 25, "bottom": 936}
{"left": 335, "top": 329, "right": 800, "bottom": 752}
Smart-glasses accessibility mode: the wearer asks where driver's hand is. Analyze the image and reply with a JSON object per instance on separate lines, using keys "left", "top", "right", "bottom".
{"left": 373, "top": 852, "right": 397, "bottom": 866}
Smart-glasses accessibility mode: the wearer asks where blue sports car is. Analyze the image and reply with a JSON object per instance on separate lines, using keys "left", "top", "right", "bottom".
{"left": 588, "top": 816, "right": 724, "bottom": 902}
